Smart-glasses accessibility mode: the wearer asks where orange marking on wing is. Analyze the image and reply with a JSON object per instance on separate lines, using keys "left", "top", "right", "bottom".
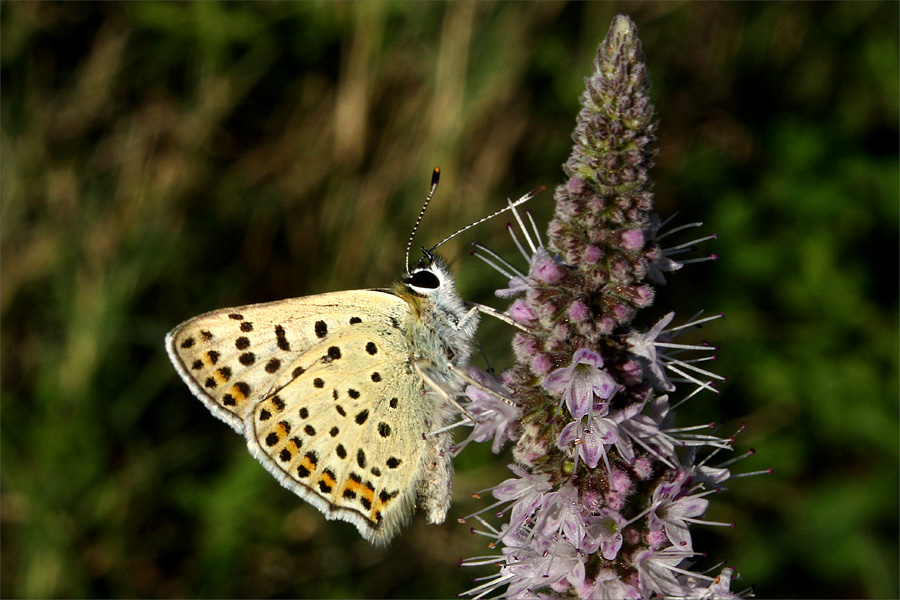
{"left": 319, "top": 471, "right": 336, "bottom": 487}
{"left": 297, "top": 455, "right": 316, "bottom": 474}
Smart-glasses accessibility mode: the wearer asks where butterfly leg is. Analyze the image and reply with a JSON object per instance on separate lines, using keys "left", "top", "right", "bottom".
{"left": 447, "top": 363, "right": 518, "bottom": 407}
{"left": 456, "top": 304, "right": 481, "bottom": 331}
{"left": 465, "top": 302, "right": 532, "bottom": 333}
{"left": 415, "top": 364, "right": 476, "bottom": 423}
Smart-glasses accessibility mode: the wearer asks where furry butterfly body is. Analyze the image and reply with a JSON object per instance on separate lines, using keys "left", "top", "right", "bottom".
{"left": 166, "top": 254, "right": 477, "bottom": 545}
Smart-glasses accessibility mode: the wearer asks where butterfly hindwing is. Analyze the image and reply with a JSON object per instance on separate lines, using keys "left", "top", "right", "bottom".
{"left": 246, "top": 319, "right": 433, "bottom": 545}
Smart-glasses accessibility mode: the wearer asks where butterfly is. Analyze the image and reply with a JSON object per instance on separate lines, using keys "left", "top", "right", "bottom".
{"left": 165, "top": 169, "right": 542, "bottom": 545}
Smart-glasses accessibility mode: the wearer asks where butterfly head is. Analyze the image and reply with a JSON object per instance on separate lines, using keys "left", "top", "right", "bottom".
{"left": 400, "top": 250, "right": 467, "bottom": 318}
{"left": 403, "top": 249, "right": 450, "bottom": 295}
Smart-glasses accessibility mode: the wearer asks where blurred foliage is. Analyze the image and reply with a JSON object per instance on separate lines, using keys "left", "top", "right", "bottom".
{"left": 1, "top": 2, "right": 897, "bottom": 598}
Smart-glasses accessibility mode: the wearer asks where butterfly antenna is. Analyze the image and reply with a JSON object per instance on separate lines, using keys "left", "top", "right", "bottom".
{"left": 430, "top": 185, "right": 546, "bottom": 252}
{"left": 406, "top": 167, "right": 441, "bottom": 275}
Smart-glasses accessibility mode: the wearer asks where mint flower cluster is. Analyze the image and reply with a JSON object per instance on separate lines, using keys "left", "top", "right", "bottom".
{"left": 459, "top": 16, "right": 754, "bottom": 599}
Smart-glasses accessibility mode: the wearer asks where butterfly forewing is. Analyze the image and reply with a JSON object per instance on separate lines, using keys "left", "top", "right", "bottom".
{"left": 247, "top": 320, "right": 429, "bottom": 544}
{"left": 165, "top": 291, "right": 405, "bottom": 431}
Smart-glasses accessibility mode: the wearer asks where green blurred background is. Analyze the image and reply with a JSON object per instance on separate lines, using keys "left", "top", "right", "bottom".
{"left": 2, "top": 2, "right": 897, "bottom": 598}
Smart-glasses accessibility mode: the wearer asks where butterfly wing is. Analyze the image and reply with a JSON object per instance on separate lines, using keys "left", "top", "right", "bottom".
{"left": 166, "top": 290, "right": 407, "bottom": 432}
{"left": 246, "top": 317, "right": 440, "bottom": 545}
{"left": 166, "top": 289, "right": 446, "bottom": 544}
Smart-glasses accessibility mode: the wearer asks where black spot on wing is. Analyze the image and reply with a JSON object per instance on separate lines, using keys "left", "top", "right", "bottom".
{"left": 275, "top": 325, "right": 290, "bottom": 351}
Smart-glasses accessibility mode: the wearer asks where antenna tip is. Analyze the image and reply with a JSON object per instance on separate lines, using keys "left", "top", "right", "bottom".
{"left": 432, "top": 167, "right": 441, "bottom": 184}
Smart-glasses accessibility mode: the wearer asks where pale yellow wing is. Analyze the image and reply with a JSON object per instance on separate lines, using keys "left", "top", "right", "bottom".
{"left": 165, "top": 290, "right": 408, "bottom": 433}
{"left": 246, "top": 319, "right": 436, "bottom": 545}
{"left": 166, "top": 289, "right": 439, "bottom": 544}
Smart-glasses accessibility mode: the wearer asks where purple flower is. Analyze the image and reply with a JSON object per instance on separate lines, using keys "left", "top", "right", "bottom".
{"left": 626, "top": 311, "right": 677, "bottom": 391}
{"left": 502, "top": 532, "right": 584, "bottom": 598}
{"left": 507, "top": 299, "right": 537, "bottom": 325}
{"left": 460, "top": 15, "right": 754, "bottom": 600}
{"left": 644, "top": 214, "right": 685, "bottom": 284}
{"left": 558, "top": 412, "right": 620, "bottom": 470}
{"left": 615, "top": 395, "right": 678, "bottom": 465}
{"left": 460, "top": 367, "right": 520, "bottom": 454}
{"left": 583, "top": 508, "right": 626, "bottom": 559}
{"left": 692, "top": 568, "right": 741, "bottom": 599}
{"left": 634, "top": 548, "right": 696, "bottom": 597}
{"left": 533, "top": 483, "right": 584, "bottom": 543}
{"left": 491, "top": 465, "right": 552, "bottom": 532}
{"left": 648, "top": 478, "right": 711, "bottom": 549}
{"left": 588, "top": 569, "right": 642, "bottom": 599}
{"left": 543, "top": 348, "right": 617, "bottom": 419}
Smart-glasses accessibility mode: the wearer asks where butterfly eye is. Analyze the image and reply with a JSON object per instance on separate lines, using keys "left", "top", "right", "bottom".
{"left": 406, "top": 269, "right": 440, "bottom": 291}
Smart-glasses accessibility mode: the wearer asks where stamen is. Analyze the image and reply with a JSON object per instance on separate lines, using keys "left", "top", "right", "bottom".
{"left": 506, "top": 223, "right": 533, "bottom": 264}
{"left": 667, "top": 233, "right": 717, "bottom": 251}
{"left": 731, "top": 468, "right": 774, "bottom": 479}
{"left": 653, "top": 341, "right": 717, "bottom": 352}
{"left": 669, "top": 383, "right": 709, "bottom": 410}
{"left": 665, "top": 365, "right": 720, "bottom": 393}
{"left": 664, "top": 312, "right": 724, "bottom": 334}
{"left": 472, "top": 243, "right": 523, "bottom": 280}
{"left": 664, "top": 356, "right": 726, "bottom": 382}
{"left": 680, "top": 254, "right": 719, "bottom": 265}
{"left": 524, "top": 210, "right": 544, "bottom": 248}
{"left": 471, "top": 252, "right": 516, "bottom": 280}
{"left": 507, "top": 197, "right": 539, "bottom": 254}
{"left": 656, "top": 220, "right": 703, "bottom": 241}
